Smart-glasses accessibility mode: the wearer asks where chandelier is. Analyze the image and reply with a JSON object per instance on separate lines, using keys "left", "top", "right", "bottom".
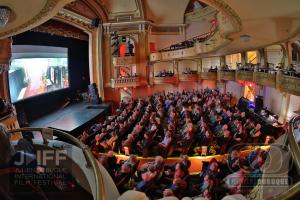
{"left": 0, "top": 6, "right": 11, "bottom": 27}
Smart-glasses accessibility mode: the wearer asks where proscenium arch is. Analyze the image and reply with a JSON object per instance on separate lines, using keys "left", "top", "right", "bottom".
{"left": 53, "top": 15, "right": 105, "bottom": 99}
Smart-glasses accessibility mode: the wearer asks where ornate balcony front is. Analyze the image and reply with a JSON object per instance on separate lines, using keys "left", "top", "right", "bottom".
{"left": 199, "top": 72, "right": 217, "bottom": 80}
{"left": 236, "top": 71, "right": 254, "bottom": 82}
{"left": 277, "top": 75, "right": 300, "bottom": 96}
{"left": 111, "top": 77, "right": 140, "bottom": 88}
{"left": 254, "top": 72, "right": 276, "bottom": 88}
{"left": 154, "top": 76, "right": 178, "bottom": 84}
{"left": 112, "top": 56, "right": 136, "bottom": 66}
{"left": 179, "top": 74, "right": 198, "bottom": 82}
{"left": 219, "top": 70, "right": 236, "bottom": 81}
{"left": 185, "top": 6, "right": 217, "bottom": 22}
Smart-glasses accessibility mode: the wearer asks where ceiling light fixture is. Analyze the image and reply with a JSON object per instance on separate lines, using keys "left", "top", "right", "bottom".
{"left": 0, "top": 6, "right": 11, "bottom": 27}
{"left": 240, "top": 34, "right": 251, "bottom": 42}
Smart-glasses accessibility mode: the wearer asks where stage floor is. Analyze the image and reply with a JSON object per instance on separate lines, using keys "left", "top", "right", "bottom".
{"left": 30, "top": 102, "right": 111, "bottom": 135}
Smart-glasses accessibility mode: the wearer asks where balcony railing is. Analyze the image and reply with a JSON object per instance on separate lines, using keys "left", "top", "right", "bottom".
{"left": 150, "top": 69, "right": 300, "bottom": 96}
{"left": 179, "top": 74, "right": 199, "bottom": 82}
{"left": 236, "top": 70, "right": 254, "bottom": 82}
{"left": 111, "top": 76, "right": 140, "bottom": 88}
{"left": 199, "top": 72, "right": 218, "bottom": 80}
{"left": 154, "top": 76, "right": 178, "bottom": 84}
{"left": 219, "top": 70, "right": 235, "bottom": 81}
{"left": 277, "top": 75, "right": 300, "bottom": 96}
{"left": 112, "top": 56, "right": 136, "bottom": 66}
{"left": 254, "top": 72, "right": 276, "bottom": 88}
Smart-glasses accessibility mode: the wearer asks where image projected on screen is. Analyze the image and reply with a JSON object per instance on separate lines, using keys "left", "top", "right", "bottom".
{"left": 9, "top": 58, "right": 69, "bottom": 102}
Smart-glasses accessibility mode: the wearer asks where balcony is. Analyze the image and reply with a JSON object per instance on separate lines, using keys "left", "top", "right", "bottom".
{"left": 277, "top": 75, "right": 300, "bottom": 96}
{"left": 179, "top": 74, "right": 199, "bottom": 82}
{"left": 199, "top": 72, "right": 217, "bottom": 80}
{"left": 236, "top": 70, "right": 254, "bottom": 82}
{"left": 112, "top": 56, "right": 136, "bottom": 66}
{"left": 254, "top": 72, "right": 276, "bottom": 88}
{"left": 185, "top": 6, "right": 217, "bottom": 22}
{"left": 111, "top": 77, "right": 140, "bottom": 88}
{"left": 154, "top": 76, "right": 178, "bottom": 84}
{"left": 219, "top": 70, "right": 235, "bottom": 81}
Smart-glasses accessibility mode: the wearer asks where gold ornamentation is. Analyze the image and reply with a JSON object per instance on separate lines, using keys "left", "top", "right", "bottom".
{"left": 0, "top": 0, "right": 66, "bottom": 38}
{"left": 56, "top": 9, "right": 93, "bottom": 31}
{"left": 278, "top": 75, "right": 300, "bottom": 96}
{"left": 254, "top": 72, "right": 276, "bottom": 87}
{"left": 112, "top": 56, "right": 136, "bottom": 66}
{"left": 199, "top": 72, "right": 217, "bottom": 80}
{"left": 30, "top": 23, "right": 88, "bottom": 41}
{"left": 179, "top": 74, "right": 198, "bottom": 82}
{"left": 237, "top": 71, "right": 253, "bottom": 82}
{"left": 220, "top": 71, "right": 235, "bottom": 80}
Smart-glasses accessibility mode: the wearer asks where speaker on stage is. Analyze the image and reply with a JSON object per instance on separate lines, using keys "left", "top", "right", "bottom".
{"left": 91, "top": 18, "right": 100, "bottom": 27}
{"left": 255, "top": 95, "right": 264, "bottom": 113}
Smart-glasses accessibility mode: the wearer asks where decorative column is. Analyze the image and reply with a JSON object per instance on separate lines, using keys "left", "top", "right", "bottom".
{"left": 241, "top": 52, "right": 247, "bottom": 65}
{"left": 89, "top": 26, "right": 105, "bottom": 99}
{"left": 137, "top": 27, "right": 148, "bottom": 85}
{"left": 174, "top": 60, "right": 179, "bottom": 85}
{"left": 279, "top": 93, "right": 291, "bottom": 124}
{"left": 282, "top": 42, "right": 293, "bottom": 68}
{"left": 257, "top": 48, "right": 267, "bottom": 66}
{"left": 0, "top": 38, "right": 12, "bottom": 101}
{"left": 102, "top": 29, "right": 113, "bottom": 89}
{"left": 280, "top": 43, "right": 289, "bottom": 68}
{"left": 197, "top": 59, "right": 202, "bottom": 72}
{"left": 220, "top": 55, "right": 226, "bottom": 67}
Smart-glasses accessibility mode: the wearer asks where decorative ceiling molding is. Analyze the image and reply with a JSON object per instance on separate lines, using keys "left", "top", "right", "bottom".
{"left": 200, "top": 0, "right": 242, "bottom": 33}
{"left": 30, "top": 19, "right": 89, "bottom": 40}
{"left": 64, "top": 0, "right": 98, "bottom": 19}
{"left": 102, "top": 20, "right": 186, "bottom": 35}
{"left": 81, "top": 0, "right": 108, "bottom": 22}
{"left": 56, "top": 8, "right": 93, "bottom": 32}
{"left": 103, "top": 0, "right": 144, "bottom": 22}
{"left": 0, "top": 0, "right": 74, "bottom": 39}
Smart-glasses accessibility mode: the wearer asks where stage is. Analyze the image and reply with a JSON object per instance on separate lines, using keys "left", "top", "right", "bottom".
{"left": 30, "top": 101, "right": 111, "bottom": 136}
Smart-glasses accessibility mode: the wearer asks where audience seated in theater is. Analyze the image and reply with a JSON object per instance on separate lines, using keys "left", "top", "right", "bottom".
{"left": 155, "top": 70, "right": 174, "bottom": 77}
{"left": 82, "top": 89, "right": 282, "bottom": 158}
{"left": 77, "top": 89, "right": 287, "bottom": 199}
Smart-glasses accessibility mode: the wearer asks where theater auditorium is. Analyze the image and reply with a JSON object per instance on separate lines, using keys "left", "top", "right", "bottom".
{"left": 0, "top": 0, "right": 300, "bottom": 200}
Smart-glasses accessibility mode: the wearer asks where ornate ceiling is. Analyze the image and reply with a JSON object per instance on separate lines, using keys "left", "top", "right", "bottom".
{"left": 1, "top": 0, "right": 300, "bottom": 56}
{"left": 30, "top": 19, "right": 89, "bottom": 40}
{"left": 208, "top": 0, "right": 300, "bottom": 56}
{"left": 0, "top": 0, "right": 74, "bottom": 39}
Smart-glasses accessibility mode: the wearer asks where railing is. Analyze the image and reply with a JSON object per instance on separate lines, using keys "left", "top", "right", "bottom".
{"left": 269, "top": 115, "right": 300, "bottom": 199}
{"left": 153, "top": 76, "right": 178, "bottom": 84}
{"left": 159, "top": 27, "right": 217, "bottom": 53}
{"left": 8, "top": 127, "right": 105, "bottom": 200}
{"left": 112, "top": 56, "right": 136, "bottom": 66}
{"left": 149, "top": 69, "right": 300, "bottom": 96}
{"left": 185, "top": 6, "right": 217, "bottom": 22}
{"left": 150, "top": 30, "right": 229, "bottom": 62}
{"left": 219, "top": 70, "right": 235, "bottom": 81}
{"left": 198, "top": 72, "right": 218, "bottom": 80}
{"left": 111, "top": 76, "right": 140, "bottom": 88}
{"left": 179, "top": 74, "right": 199, "bottom": 82}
